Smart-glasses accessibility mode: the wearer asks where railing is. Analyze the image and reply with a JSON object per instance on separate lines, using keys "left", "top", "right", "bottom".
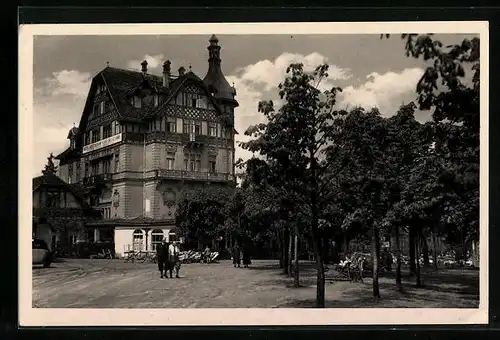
{"left": 145, "top": 131, "right": 219, "bottom": 145}
{"left": 82, "top": 173, "right": 113, "bottom": 187}
{"left": 156, "top": 169, "right": 235, "bottom": 182}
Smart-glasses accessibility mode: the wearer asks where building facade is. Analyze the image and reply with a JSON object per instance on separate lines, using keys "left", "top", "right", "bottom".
{"left": 55, "top": 35, "right": 238, "bottom": 258}
{"left": 33, "top": 157, "right": 100, "bottom": 252}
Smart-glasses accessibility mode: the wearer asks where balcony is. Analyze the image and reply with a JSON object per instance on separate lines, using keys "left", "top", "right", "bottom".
{"left": 156, "top": 169, "right": 235, "bottom": 183}
{"left": 82, "top": 173, "right": 113, "bottom": 187}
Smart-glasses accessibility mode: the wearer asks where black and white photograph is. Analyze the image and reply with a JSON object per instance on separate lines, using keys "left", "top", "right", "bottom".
{"left": 19, "top": 22, "right": 488, "bottom": 326}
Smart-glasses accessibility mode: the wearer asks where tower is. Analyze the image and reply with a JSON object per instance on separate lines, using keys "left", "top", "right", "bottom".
{"left": 203, "top": 34, "right": 239, "bottom": 114}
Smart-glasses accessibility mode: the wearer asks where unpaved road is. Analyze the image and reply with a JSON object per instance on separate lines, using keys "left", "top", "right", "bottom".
{"left": 32, "top": 259, "right": 479, "bottom": 308}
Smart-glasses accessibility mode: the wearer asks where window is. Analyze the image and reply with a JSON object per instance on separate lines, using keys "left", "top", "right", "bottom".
{"left": 114, "top": 154, "right": 120, "bottom": 173}
{"left": 209, "top": 160, "right": 216, "bottom": 173}
{"left": 100, "top": 101, "right": 105, "bottom": 114}
{"left": 194, "top": 121, "right": 201, "bottom": 135}
{"left": 151, "top": 229, "right": 164, "bottom": 251}
{"left": 68, "top": 163, "right": 74, "bottom": 182}
{"left": 84, "top": 163, "right": 89, "bottom": 178}
{"left": 114, "top": 121, "right": 121, "bottom": 134}
{"left": 166, "top": 152, "right": 175, "bottom": 170}
{"left": 154, "top": 94, "right": 159, "bottom": 107}
{"left": 93, "top": 103, "right": 99, "bottom": 116}
{"left": 91, "top": 129, "right": 100, "bottom": 143}
{"left": 133, "top": 96, "right": 142, "bottom": 108}
{"left": 166, "top": 118, "right": 176, "bottom": 133}
{"left": 191, "top": 98, "right": 197, "bottom": 107}
{"left": 85, "top": 133, "right": 91, "bottom": 145}
{"left": 70, "top": 138, "right": 76, "bottom": 150}
{"left": 103, "top": 158, "right": 111, "bottom": 174}
{"left": 184, "top": 154, "right": 201, "bottom": 171}
{"left": 183, "top": 119, "right": 191, "bottom": 134}
{"left": 176, "top": 93, "right": 183, "bottom": 106}
{"left": 103, "top": 124, "right": 112, "bottom": 139}
{"left": 132, "top": 229, "right": 144, "bottom": 252}
{"left": 46, "top": 191, "right": 61, "bottom": 208}
{"left": 208, "top": 123, "right": 217, "bottom": 137}
{"left": 76, "top": 162, "right": 81, "bottom": 182}
{"left": 91, "top": 161, "right": 99, "bottom": 175}
{"left": 197, "top": 98, "right": 208, "bottom": 109}
{"left": 69, "top": 235, "right": 77, "bottom": 245}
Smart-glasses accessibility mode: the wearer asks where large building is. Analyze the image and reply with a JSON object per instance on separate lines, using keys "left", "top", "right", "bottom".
{"left": 55, "top": 35, "right": 238, "bottom": 257}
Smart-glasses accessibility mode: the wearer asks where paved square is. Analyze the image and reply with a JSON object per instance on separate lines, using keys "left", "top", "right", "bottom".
{"left": 32, "top": 259, "right": 479, "bottom": 308}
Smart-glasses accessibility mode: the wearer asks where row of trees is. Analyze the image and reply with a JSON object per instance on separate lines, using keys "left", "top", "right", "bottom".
{"left": 175, "top": 34, "right": 480, "bottom": 307}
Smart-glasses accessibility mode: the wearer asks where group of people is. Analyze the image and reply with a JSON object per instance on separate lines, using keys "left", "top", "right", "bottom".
{"left": 156, "top": 239, "right": 181, "bottom": 279}
{"left": 231, "top": 243, "right": 251, "bottom": 268}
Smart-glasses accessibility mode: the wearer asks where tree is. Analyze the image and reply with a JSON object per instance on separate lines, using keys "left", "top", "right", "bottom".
{"left": 175, "top": 186, "right": 232, "bottom": 249}
{"left": 42, "top": 153, "right": 58, "bottom": 175}
{"left": 326, "top": 107, "right": 393, "bottom": 299}
{"left": 240, "top": 63, "right": 342, "bottom": 307}
{"left": 395, "top": 33, "right": 480, "bottom": 256}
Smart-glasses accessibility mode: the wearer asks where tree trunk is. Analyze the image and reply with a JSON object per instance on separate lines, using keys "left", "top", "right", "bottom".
{"left": 288, "top": 229, "right": 293, "bottom": 277}
{"left": 421, "top": 229, "right": 430, "bottom": 267}
{"left": 278, "top": 229, "right": 284, "bottom": 268}
{"left": 415, "top": 232, "right": 422, "bottom": 287}
{"left": 395, "top": 224, "right": 403, "bottom": 292}
{"left": 432, "top": 230, "right": 438, "bottom": 270}
{"left": 293, "top": 231, "right": 300, "bottom": 287}
{"left": 312, "top": 230, "right": 325, "bottom": 308}
{"left": 409, "top": 224, "right": 416, "bottom": 276}
{"left": 372, "top": 224, "right": 381, "bottom": 300}
{"left": 309, "top": 147, "right": 324, "bottom": 308}
{"left": 283, "top": 227, "right": 290, "bottom": 275}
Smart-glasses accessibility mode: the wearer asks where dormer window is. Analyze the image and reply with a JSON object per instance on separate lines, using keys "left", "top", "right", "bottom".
{"left": 130, "top": 96, "right": 142, "bottom": 108}
{"left": 100, "top": 101, "right": 105, "bottom": 114}
{"left": 70, "top": 138, "right": 76, "bottom": 150}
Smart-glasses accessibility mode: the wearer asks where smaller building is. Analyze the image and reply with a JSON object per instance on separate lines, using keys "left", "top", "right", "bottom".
{"left": 32, "top": 154, "right": 100, "bottom": 253}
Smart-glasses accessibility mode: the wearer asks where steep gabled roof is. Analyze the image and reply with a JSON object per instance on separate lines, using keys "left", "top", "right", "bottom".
{"left": 32, "top": 173, "right": 69, "bottom": 192}
{"left": 32, "top": 173, "right": 86, "bottom": 206}
{"left": 77, "top": 64, "right": 236, "bottom": 133}
{"left": 143, "top": 71, "right": 225, "bottom": 120}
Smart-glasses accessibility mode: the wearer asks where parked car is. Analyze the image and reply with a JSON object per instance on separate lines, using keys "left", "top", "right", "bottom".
{"left": 32, "top": 238, "right": 52, "bottom": 267}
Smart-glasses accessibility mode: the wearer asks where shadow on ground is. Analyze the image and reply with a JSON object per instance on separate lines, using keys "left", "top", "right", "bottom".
{"left": 256, "top": 261, "right": 479, "bottom": 308}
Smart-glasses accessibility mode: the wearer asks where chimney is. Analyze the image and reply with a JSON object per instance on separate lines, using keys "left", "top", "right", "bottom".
{"left": 178, "top": 66, "right": 185, "bottom": 76}
{"left": 162, "top": 60, "right": 171, "bottom": 87}
{"left": 141, "top": 60, "right": 148, "bottom": 75}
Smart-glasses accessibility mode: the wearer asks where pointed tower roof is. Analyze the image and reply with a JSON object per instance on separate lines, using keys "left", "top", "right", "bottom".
{"left": 202, "top": 34, "right": 237, "bottom": 104}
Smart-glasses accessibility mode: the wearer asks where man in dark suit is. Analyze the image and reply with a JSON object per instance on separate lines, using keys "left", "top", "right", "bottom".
{"left": 157, "top": 239, "right": 168, "bottom": 278}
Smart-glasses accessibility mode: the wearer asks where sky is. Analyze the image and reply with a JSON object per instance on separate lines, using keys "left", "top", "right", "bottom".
{"left": 32, "top": 33, "right": 473, "bottom": 177}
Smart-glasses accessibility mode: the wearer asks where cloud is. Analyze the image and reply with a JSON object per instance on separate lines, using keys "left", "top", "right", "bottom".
{"left": 127, "top": 54, "right": 165, "bottom": 71}
{"left": 338, "top": 67, "right": 424, "bottom": 115}
{"left": 38, "top": 70, "right": 92, "bottom": 98}
{"left": 33, "top": 70, "right": 90, "bottom": 176}
{"left": 235, "top": 52, "right": 351, "bottom": 92}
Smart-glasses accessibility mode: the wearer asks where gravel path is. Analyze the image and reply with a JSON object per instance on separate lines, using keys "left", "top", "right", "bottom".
{"left": 32, "top": 259, "right": 479, "bottom": 308}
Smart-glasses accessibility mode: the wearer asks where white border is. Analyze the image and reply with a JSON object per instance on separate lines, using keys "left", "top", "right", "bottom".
{"left": 19, "top": 21, "right": 489, "bottom": 326}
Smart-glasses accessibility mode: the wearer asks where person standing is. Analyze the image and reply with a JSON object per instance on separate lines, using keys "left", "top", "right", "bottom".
{"left": 232, "top": 243, "right": 241, "bottom": 268}
{"left": 167, "top": 241, "right": 181, "bottom": 278}
{"left": 242, "top": 243, "right": 251, "bottom": 268}
{"left": 157, "top": 239, "right": 168, "bottom": 278}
